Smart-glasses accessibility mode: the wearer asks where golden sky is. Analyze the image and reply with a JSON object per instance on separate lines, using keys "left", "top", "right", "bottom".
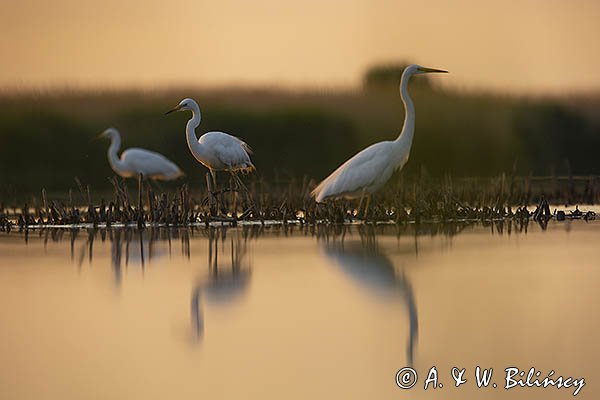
{"left": 2, "top": 0, "right": 600, "bottom": 93}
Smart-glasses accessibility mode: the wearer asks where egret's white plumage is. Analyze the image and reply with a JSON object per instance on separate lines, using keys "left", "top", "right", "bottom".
{"left": 311, "top": 64, "right": 447, "bottom": 203}
{"left": 166, "top": 98, "right": 255, "bottom": 181}
{"left": 100, "top": 128, "right": 183, "bottom": 180}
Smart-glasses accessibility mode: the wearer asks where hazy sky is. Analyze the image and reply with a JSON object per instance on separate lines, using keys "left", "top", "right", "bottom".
{"left": 2, "top": 0, "right": 600, "bottom": 93}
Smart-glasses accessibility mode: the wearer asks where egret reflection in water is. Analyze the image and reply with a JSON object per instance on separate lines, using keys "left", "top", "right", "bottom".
{"left": 321, "top": 224, "right": 418, "bottom": 366}
{"left": 64, "top": 224, "right": 254, "bottom": 338}
{"left": 190, "top": 227, "right": 253, "bottom": 340}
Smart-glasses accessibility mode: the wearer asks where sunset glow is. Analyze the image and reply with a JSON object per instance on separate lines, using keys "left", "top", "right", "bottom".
{"left": 2, "top": 0, "right": 599, "bottom": 93}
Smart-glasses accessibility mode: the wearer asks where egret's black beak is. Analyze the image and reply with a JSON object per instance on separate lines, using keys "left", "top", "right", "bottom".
{"left": 165, "top": 105, "right": 180, "bottom": 115}
{"left": 417, "top": 67, "right": 448, "bottom": 74}
{"left": 89, "top": 133, "right": 104, "bottom": 143}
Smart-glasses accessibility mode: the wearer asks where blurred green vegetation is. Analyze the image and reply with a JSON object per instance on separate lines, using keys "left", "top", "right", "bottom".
{"left": 1, "top": 72, "right": 599, "bottom": 196}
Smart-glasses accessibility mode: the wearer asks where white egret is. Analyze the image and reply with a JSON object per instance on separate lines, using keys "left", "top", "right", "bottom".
{"left": 166, "top": 98, "right": 255, "bottom": 212}
{"left": 99, "top": 127, "right": 184, "bottom": 181}
{"left": 311, "top": 64, "right": 447, "bottom": 213}
{"left": 166, "top": 98, "right": 255, "bottom": 179}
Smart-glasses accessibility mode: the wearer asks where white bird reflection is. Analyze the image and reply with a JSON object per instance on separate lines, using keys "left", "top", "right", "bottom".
{"left": 71, "top": 225, "right": 255, "bottom": 337}
{"left": 320, "top": 224, "right": 418, "bottom": 366}
{"left": 190, "top": 227, "right": 253, "bottom": 341}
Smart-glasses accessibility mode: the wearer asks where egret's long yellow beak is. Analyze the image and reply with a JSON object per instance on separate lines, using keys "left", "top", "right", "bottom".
{"left": 417, "top": 67, "right": 448, "bottom": 73}
{"left": 165, "top": 105, "right": 181, "bottom": 115}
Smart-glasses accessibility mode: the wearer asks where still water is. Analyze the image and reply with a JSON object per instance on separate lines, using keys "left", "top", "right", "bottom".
{"left": 0, "top": 221, "right": 598, "bottom": 399}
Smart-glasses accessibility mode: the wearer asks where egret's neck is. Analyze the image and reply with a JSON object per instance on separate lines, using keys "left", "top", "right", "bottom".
{"left": 395, "top": 71, "right": 415, "bottom": 149}
{"left": 107, "top": 134, "right": 124, "bottom": 173}
{"left": 186, "top": 105, "right": 208, "bottom": 160}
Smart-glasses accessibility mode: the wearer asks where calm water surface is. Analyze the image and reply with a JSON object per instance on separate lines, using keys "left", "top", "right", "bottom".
{"left": 0, "top": 221, "right": 598, "bottom": 399}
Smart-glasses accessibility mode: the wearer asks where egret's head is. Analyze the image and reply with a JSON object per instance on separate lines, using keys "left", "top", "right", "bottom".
{"left": 165, "top": 98, "right": 196, "bottom": 115}
{"left": 98, "top": 127, "right": 119, "bottom": 140}
{"left": 409, "top": 64, "right": 448, "bottom": 75}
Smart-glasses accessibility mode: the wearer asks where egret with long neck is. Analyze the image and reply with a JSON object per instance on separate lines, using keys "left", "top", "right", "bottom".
{"left": 311, "top": 64, "right": 447, "bottom": 209}
{"left": 99, "top": 127, "right": 183, "bottom": 181}
{"left": 166, "top": 98, "right": 256, "bottom": 216}
{"left": 166, "top": 98, "right": 255, "bottom": 186}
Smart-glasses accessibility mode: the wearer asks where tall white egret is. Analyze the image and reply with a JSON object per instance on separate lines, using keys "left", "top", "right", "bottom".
{"left": 166, "top": 98, "right": 255, "bottom": 211}
{"left": 311, "top": 65, "right": 447, "bottom": 213}
{"left": 99, "top": 127, "right": 184, "bottom": 181}
{"left": 166, "top": 98, "right": 255, "bottom": 179}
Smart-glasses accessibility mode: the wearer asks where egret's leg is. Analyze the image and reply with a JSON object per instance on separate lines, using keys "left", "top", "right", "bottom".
{"left": 357, "top": 191, "right": 366, "bottom": 218}
{"left": 143, "top": 178, "right": 156, "bottom": 222}
{"left": 137, "top": 173, "right": 145, "bottom": 228}
{"left": 209, "top": 170, "right": 224, "bottom": 215}
{"left": 205, "top": 172, "right": 216, "bottom": 217}
{"left": 137, "top": 173, "right": 143, "bottom": 210}
{"left": 210, "top": 170, "right": 218, "bottom": 192}
{"left": 136, "top": 174, "right": 140, "bottom": 201}
{"left": 229, "top": 175, "right": 238, "bottom": 219}
{"left": 363, "top": 195, "right": 372, "bottom": 222}
{"left": 232, "top": 173, "right": 257, "bottom": 213}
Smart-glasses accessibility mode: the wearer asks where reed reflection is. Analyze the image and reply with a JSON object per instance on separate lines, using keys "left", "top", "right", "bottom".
{"left": 76, "top": 227, "right": 191, "bottom": 288}
{"left": 319, "top": 224, "right": 419, "bottom": 366}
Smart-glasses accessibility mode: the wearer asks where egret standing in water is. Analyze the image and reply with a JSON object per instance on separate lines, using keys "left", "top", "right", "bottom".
{"left": 166, "top": 98, "right": 255, "bottom": 208}
{"left": 311, "top": 65, "right": 447, "bottom": 215}
{"left": 99, "top": 127, "right": 184, "bottom": 181}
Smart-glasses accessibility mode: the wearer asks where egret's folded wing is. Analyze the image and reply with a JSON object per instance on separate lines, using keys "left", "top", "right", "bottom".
{"left": 122, "top": 148, "right": 182, "bottom": 177}
{"left": 312, "top": 142, "right": 391, "bottom": 200}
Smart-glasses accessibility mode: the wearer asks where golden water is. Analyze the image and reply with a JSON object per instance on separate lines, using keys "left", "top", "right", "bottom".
{"left": 0, "top": 221, "right": 597, "bottom": 399}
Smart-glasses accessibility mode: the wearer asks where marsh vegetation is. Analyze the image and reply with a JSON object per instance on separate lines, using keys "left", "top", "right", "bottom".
{"left": 1, "top": 77, "right": 599, "bottom": 193}
{"left": 1, "top": 172, "right": 597, "bottom": 230}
